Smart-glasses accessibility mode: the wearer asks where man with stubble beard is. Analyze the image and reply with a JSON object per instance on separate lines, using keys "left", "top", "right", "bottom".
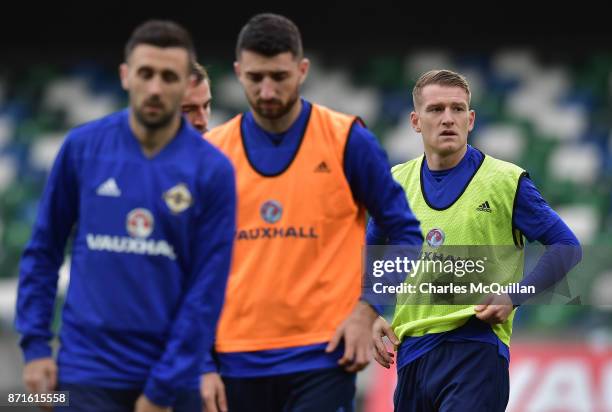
{"left": 201, "top": 13, "right": 422, "bottom": 412}
{"left": 16, "top": 20, "right": 235, "bottom": 412}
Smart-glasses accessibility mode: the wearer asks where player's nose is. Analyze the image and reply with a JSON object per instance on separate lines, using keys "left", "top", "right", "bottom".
{"left": 201, "top": 111, "right": 210, "bottom": 131}
{"left": 441, "top": 108, "right": 454, "bottom": 125}
{"left": 193, "top": 112, "right": 205, "bottom": 129}
{"left": 259, "top": 78, "right": 277, "bottom": 99}
{"left": 147, "top": 76, "right": 163, "bottom": 96}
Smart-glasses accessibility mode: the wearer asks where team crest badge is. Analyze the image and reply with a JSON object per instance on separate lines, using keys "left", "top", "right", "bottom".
{"left": 426, "top": 228, "right": 445, "bottom": 248}
{"left": 126, "top": 208, "right": 154, "bottom": 239}
{"left": 260, "top": 200, "right": 283, "bottom": 224}
{"left": 163, "top": 183, "right": 193, "bottom": 214}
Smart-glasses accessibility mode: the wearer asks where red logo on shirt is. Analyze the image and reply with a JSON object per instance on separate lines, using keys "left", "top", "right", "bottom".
{"left": 426, "top": 228, "right": 445, "bottom": 248}
{"left": 126, "top": 208, "right": 154, "bottom": 239}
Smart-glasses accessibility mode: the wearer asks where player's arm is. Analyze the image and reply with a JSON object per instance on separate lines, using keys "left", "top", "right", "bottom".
{"left": 346, "top": 123, "right": 423, "bottom": 310}
{"left": 511, "top": 176, "right": 581, "bottom": 300}
{"left": 15, "top": 134, "right": 80, "bottom": 392}
{"left": 366, "top": 218, "right": 389, "bottom": 245}
{"left": 325, "top": 124, "right": 422, "bottom": 372}
{"left": 344, "top": 123, "right": 423, "bottom": 248}
{"left": 475, "top": 175, "right": 582, "bottom": 323}
{"left": 142, "top": 156, "right": 236, "bottom": 407}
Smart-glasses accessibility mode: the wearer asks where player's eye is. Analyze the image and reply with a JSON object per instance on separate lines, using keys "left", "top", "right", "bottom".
{"left": 247, "top": 73, "right": 263, "bottom": 82}
{"left": 137, "top": 67, "right": 154, "bottom": 79}
{"left": 271, "top": 72, "right": 289, "bottom": 82}
{"left": 162, "top": 71, "right": 179, "bottom": 83}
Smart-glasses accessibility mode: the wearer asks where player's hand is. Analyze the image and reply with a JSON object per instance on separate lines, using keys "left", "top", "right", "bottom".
{"left": 23, "top": 357, "right": 57, "bottom": 412}
{"left": 200, "top": 372, "right": 227, "bottom": 412}
{"left": 326, "top": 301, "right": 378, "bottom": 373}
{"left": 23, "top": 357, "right": 57, "bottom": 393}
{"left": 474, "top": 293, "right": 514, "bottom": 324}
{"left": 372, "top": 316, "right": 400, "bottom": 369}
{"left": 134, "top": 394, "right": 171, "bottom": 412}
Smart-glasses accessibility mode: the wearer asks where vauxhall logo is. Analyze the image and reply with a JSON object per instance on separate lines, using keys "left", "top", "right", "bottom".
{"left": 236, "top": 226, "right": 318, "bottom": 240}
{"left": 236, "top": 200, "right": 318, "bottom": 241}
{"left": 86, "top": 208, "right": 177, "bottom": 260}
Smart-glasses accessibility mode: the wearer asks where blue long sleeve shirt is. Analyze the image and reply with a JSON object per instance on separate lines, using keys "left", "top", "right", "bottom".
{"left": 15, "top": 110, "right": 236, "bottom": 405}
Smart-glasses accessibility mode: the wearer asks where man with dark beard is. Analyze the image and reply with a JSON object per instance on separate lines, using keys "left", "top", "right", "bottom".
{"left": 15, "top": 20, "right": 236, "bottom": 412}
{"left": 202, "top": 13, "right": 422, "bottom": 412}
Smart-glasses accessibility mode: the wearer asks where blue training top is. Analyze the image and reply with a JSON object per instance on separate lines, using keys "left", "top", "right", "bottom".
{"left": 15, "top": 110, "right": 236, "bottom": 405}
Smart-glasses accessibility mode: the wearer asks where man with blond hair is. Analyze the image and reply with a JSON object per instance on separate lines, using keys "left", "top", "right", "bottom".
{"left": 370, "top": 69, "right": 581, "bottom": 411}
{"left": 182, "top": 62, "right": 212, "bottom": 134}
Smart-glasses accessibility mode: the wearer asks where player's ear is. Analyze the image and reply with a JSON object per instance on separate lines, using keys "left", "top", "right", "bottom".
{"left": 298, "top": 57, "right": 310, "bottom": 85}
{"left": 410, "top": 111, "right": 421, "bottom": 133}
{"left": 188, "top": 72, "right": 198, "bottom": 88}
{"left": 468, "top": 109, "right": 476, "bottom": 132}
{"left": 233, "top": 61, "right": 241, "bottom": 79}
{"left": 119, "top": 63, "right": 129, "bottom": 91}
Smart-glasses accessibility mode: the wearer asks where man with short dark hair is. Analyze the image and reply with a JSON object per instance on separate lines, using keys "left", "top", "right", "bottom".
{"left": 15, "top": 19, "right": 236, "bottom": 412}
{"left": 201, "top": 13, "right": 422, "bottom": 412}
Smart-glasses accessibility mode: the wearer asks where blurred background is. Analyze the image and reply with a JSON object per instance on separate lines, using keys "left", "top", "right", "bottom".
{"left": 1, "top": 2, "right": 611, "bottom": 411}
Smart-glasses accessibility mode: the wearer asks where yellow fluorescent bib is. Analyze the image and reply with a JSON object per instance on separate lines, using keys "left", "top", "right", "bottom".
{"left": 390, "top": 153, "right": 526, "bottom": 346}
